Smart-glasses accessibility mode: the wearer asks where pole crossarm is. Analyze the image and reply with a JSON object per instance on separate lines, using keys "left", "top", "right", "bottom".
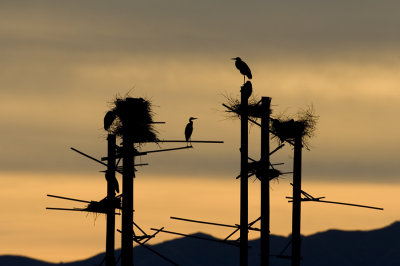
{"left": 46, "top": 194, "right": 122, "bottom": 215}
{"left": 117, "top": 228, "right": 179, "bottom": 266}
{"left": 222, "top": 104, "right": 295, "bottom": 146}
{"left": 132, "top": 238, "right": 179, "bottom": 266}
{"left": 102, "top": 144, "right": 220, "bottom": 160}
{"left": 103, "top": 146, "right": 194, "bottom": 160}
{"left": 150, "top": 228, "right": 240, "bottom": 247}
{"left": 46, "top": 207, "right": 121, "bottom": 215}
{"left": 270, "top": 144, "right": 285, "bottom": 155}
{"left": 46, "top": 207, "right": 87, "bottom": 212}
{"left": 104, "top": 146, "right": 194, "bottom": 158}
{"left": 133, "top": 221, "right": 148, "bottom": 236}
{"left": 135, "top": 146, "right": 193, "bottom": 155}
{"left": 170, "top": 216, "right": 260, "bottom": 231}
{"left": 222, "top": 103, "right": 261, "bottom": 126}
{"left": 286, "top": 184, "right": 384, "bottom": 210}
{"left": 131, "top": 163, "right": 148, "bottom": 166}
{"left": 224, "top": 216, "right": 261, "bottom": 241}
{"left": 71, "top": 147, "right": 107, "bottom": 166}
{"left": 142, "top": 226, "right": 164, "bottom": 245}
{"left": 70, "top": 147, "right": 123, "bottom": 174}
{"left": 140, "top": 140, "right": 224, "bottom": 143}
{"left": 47, "top": 194, "right": 91, "bottom": 203}
{"left": 101, "top": 158, "right": 148, "bottom": 168}
{"left": 286, "top": 197, "right": 384, "bottom": 210}
{"left": 117, "top": 229, "right": 152, "bottom": 242}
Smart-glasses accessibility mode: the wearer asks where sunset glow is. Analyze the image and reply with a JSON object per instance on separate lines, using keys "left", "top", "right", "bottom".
{"left": 1, "top": 1, "right": 400, "bottom": 264}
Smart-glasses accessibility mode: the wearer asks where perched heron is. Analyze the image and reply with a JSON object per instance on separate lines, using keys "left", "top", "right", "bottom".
{"left": 185, "top": 117, "right": 197, "bottom": 145}
{"left": 105, "top": 170, "right": 119, "bottom": 194}
{"left": 241, "top": 80, "right": 253, "bottom": 99}
{"left": 104, "top": 110, "right": 116, "bottom": 131}
{"left": 232, "top": 57, "right": 252, "bottom": 83}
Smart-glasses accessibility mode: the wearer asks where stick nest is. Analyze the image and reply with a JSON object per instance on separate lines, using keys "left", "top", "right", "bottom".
{"left": 105, "top": 96, "right": 158, "bottom": 143}
{"left": 271, "top": 106, "right": 318, "bottom": 147}
{"left": 223, "top": 94, "right": 318, "bottom": 148}
{"left": 223, "top": 95, "right": 268, "bottom": 120}
{"left": 85, "top": 197, "right": 121, "bottom": 214}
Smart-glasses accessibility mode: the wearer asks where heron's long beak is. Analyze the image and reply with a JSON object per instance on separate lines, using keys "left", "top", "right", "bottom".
{"left": 231, "top": 58, "right": 236, "bottom": 60}
{"left": 193, "top": 117, "right": 198, "bottom": 120}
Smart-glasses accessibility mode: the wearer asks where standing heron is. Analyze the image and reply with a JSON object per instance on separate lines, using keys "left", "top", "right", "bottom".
{"left": 185, "top": 117, "right": 197, "bottom": 146}
{"left": 232, "top": 57, "right": 252, "bottom": 83}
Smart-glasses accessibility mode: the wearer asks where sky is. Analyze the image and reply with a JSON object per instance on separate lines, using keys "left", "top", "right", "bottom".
{"left": 1, "top": 0, "right": 400, "bottom": 262}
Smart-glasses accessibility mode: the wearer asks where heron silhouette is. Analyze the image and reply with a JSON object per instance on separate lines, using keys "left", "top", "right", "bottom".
{"left": 104, "top": 110, "right": 116, "bottom": 131}
{"left": 232, "top": 57, "right": 252, "bottom": 83}
{"left": 105, "top": 170, "right": 119, "bottom": 194}
{"left": 241, "top": 80, "right": 252, "bottom": 99}
{"left": 185, "top": 117, "right": 197, "bottom": 146}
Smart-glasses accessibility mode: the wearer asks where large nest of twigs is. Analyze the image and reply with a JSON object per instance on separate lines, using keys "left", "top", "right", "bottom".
{"left": 105, "top": 97, "right": 158, "bottom": 143}
{"left": 223, "top": 94, "right": 269, "bottom": 120}
{"left": 271, "top": 106, "right": 318, "bottom": 147}
{"left": 85, "top": 197, "right": 121, "bottom": 214}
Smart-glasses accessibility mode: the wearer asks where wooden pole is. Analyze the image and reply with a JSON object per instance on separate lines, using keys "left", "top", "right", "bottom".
{"left": 121, "top": 133, "right": 134, "bottom": 266}
{"left": 240, "top": 87, "right": 249, "bottom": 266}
{"left": 106, "top": 134, "right": 116, "bottom": 266}
{"left": 260, "top": 97, "right": 271, "bottom": 266}
{"left": 291, "top": 135, "right": 302, "bottom": 266}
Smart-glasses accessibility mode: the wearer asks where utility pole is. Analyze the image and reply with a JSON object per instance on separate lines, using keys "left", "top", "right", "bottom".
{"left": 291, "top": 135, "right": 302, "bottom": 266}
{"left": 240, "top": 86, "right": 249, "bottom": 266}
{"left": 106, "top": 134, "right": 116, "bottom": 266}
{"left": 121, "top": 132, "right": 134, "bottom": 266}
{"left": 260, "top": 97, "right": 271, "bottom": 266}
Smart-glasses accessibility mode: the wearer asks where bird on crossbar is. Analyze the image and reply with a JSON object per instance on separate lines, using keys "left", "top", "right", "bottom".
{"left": 185, "top": 117, "right": 197, "bottom": 146}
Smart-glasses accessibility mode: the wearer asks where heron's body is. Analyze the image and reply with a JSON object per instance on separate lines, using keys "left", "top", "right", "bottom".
{"left": 185, "top": 117, "right": 197, "bottom": 144}
{"left": 241, "top": 80, "right": 253, "bottom": 99}
{"left": 104, "top": 110, "right": 116, "bottom": 131}
{"left": 105, "top": 170, "right": 119, "bottom": 194}
{"left": 232, "top": 57, "right": 252, "bottom": 82}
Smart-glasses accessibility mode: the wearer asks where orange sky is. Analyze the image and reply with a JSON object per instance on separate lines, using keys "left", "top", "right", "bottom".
{"left": 1, "top": 0, "right": 400, "bottom": 263}
{"left": 0, "top": 173, "right": 395, "bottom": 262}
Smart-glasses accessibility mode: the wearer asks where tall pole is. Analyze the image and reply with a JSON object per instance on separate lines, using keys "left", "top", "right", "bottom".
{"left": 240, "top": 86, "right": 249, "bottom": 266}
{"left": 106, "top": 134, "right": 116, "bottom": 266}
{"left": 121, "top": 133, "right": 134, "bottom": 266}
{"left": 291, "top": 135, "right": 302, "bottom": 266}
{"left": 260, "top": 97, "right": 271, "bottom": 266}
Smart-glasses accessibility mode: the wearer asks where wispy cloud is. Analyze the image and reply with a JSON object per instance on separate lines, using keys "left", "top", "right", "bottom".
{"left": 1, "top": 1, "right": 399, "bottom": 182}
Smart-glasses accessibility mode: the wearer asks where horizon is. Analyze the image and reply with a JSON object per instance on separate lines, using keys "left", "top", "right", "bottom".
{"left": 1, "top": 173, "right": 396, "bottom": 262}
{"left": 1, "top": 218, "right": 399, "bottom": 264}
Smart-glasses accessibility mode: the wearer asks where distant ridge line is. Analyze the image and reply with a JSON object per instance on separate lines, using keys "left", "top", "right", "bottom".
{"left": 2, "top": 222, "right": 399, "bottom": 266}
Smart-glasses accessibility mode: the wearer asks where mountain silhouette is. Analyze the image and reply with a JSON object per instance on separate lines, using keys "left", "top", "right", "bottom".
{"left": 1, "top": 222, "right": 399, "bottom": 266}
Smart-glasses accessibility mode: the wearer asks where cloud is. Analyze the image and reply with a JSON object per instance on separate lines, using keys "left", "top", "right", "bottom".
{"left": 2, "top": 0, "right": 400, "bottom": 60}
{"left": 1, "top": 1, "right": 400, "bottom": 183}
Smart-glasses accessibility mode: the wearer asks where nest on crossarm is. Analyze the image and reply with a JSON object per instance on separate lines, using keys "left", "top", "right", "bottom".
{"left": 223, "top": 94, "right": 269, "bottom": 120}
{"left": 222, "top": 94, "right": 317, "bottom": 148}
{"left": 271, "top": 106, "right": 318, "bottom": 148}
{"left": 104, "top": 96, "right": 158, "bottom": 143}
{"left": 85, "top": 197, "right": 121, "bottom": 214}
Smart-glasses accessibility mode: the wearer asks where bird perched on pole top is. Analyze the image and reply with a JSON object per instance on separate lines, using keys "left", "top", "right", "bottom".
{"left": 185, "top": 117, "right": 197, "bottom": 146}
{"left": 241, "top": 81, "right": 253, "bottom": 99}
{"left": 232, "top": 57, "right": 252, "bottom": 83}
